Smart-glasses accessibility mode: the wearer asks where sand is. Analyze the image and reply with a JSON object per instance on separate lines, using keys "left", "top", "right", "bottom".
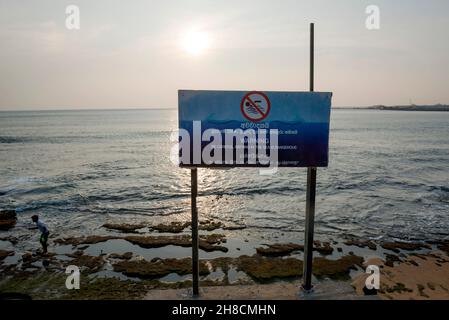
{"left": 352, "top": 251, "right": 449, "bottom": 300}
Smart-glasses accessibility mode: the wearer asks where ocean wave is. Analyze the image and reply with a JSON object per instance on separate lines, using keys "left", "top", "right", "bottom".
{"left": 428, "top": 185, "right": 449, "bottom": 203}
{"left": 2, "top": 109, "right": 449, "bottom": 242}
{"left": 428, "top": 185, "right": 449, "bottom": 193}
{"left": 15, "top": 199, "right": 76, "bottom": 212}
{"left": 0, "top": 136, "right": 33, "bottom": 144}
{"left": 0, "top": 131, "right": 171, "bottom": 145}
{"left": 201, "top": 184, "right": 305, "bottom": 197}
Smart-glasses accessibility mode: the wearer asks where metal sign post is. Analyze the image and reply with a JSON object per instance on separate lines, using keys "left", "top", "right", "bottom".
{"left": 191, "top": 168, "right": 199, "bottom": 296}
{"left": 302, "top": 22, "right": 317, "bottom": 292}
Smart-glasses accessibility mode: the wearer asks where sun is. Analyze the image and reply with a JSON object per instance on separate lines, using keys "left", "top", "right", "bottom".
{"left": 182, "top": 31, "right": 211, "bottom": 56}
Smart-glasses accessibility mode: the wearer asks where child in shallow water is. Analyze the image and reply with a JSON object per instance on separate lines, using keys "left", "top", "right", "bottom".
{"left": 29, "top": 215, "right": 50, "bottom": 254}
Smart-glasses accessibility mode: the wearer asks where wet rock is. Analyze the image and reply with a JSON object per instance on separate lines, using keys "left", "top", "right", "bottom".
{"left": 385, "top": 254, "right": 402, "bottom": 267}
{"left": 0, "top": 210, "right": 17, "bottom": 230}
{"left": 0, "top": 263, "right": 18, "bottom": 275}
{"left": 0, "top": 236, "right": 19, "bottom": 245}
{"left": 20, "top": 252, "right": 57, "bottom": 269}
{"left": 150, "top": 220, "right": 233, "bottom": 232}
{"left": 150, "top": 221, "right": 190, "bottom": 233}
{"left": 256, "top": 241, "right": 333, "bottom": 257}
{"left": 63, "top": 277, "right": 151, "bottom": 300}
{"left": 199, "top": 220, "right": 223, "bottom": 231}
{"left": 222, "top": 224, "right": 246, "bottom": 230}
{"left": 66, "top": 250, "right": 84, "bottom": 258}
{"left": 209, "top": 257, "right": 233, "bottom": 274}
{"left": 428, "top": 240, "right": 449, "bottom": 256}
{"left": 0, "top": 210, "right": 16, "bottom": 220}
{"left": 21, "top": 253, "right": 33, "bottom": 264}
{"left": 109, "top": 252, "right": 133, "bottom": 260}
{"left": 67, "top": 254, "right": 105, "bottom": 273}
{"left": 0, "top": 219, "right": 16, "bottom": 231}
{"left": 381, "top": 241, "right": 430, "bottom": 253}
{"left": 408, "top": 260, "right": 419, "bottom": 266}
{"left": 0, "top": 250, "right": 14, "bottom": 261}
{"left": 313, "top": 241, "right": 334, "bottom": 255}
{"left": 344, "top": 238, "right": 377, "bottom": 250}
{"left": 199, "top": 234, "right": 228, "bottom": 252}
{"left": 0, "top": 271, "right": 65, "bottom": 300}
{"left": 409, "top": 253, "right": 427, "bottom": 260}
{"left": 124, "top": 234, "right": 228, "bottom": 252}
{"left": 190, "top": 255, "right": 305, "bottom": 282}
{"left": 312, "top": 255, "right": 364, "bottom": 280}
{"left": 200, "top": 244, "right": 228, "bottom": 252}
{"left": 428, "top": 252, "right": 446, "bottom": 261}
{"left": 384, "top": 282, "right": 413, "bottom": 294}
{"left": 236, "top": 255, "right": 303, "bottom": 281}
{"left": 113, "top": 258, "right": 209, "bottom": 278}
{"left": 417, "top": 284, "right": 429, "bottom": 298}
{"left": 2, "top": 271, "right": 173, "bottom": 300}
{"left": 256, "top": 243, "right": 304, "bottom": 256}
{"left": 102, "top": 223, "right": 146, "bottom": 233}
{"left": 54, "top": 235, "right": 116, "bottom": 246}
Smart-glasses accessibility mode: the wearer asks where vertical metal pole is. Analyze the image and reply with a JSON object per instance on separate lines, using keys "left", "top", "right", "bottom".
{"left": 309, "top": 23, "right": 314, "bottom": 92}
{"left": 191, "top": 168, "right": 199, "bottom": 296}
{"left": 302, "top": 22, "right": 317, "bottom": 292}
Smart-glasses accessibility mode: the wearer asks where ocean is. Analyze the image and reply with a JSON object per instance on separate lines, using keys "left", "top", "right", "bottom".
{"left": 1, "top": 108, "right": 448, "bottom": 249}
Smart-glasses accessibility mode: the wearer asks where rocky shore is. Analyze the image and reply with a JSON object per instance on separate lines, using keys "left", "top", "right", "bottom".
{"left": 1, "top": 210, "right": 448, "bottom": 300}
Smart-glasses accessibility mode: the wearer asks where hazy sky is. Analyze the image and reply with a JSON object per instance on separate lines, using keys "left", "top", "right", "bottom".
{"left": 1, "top": 0, "right": 448, "bottom": 110}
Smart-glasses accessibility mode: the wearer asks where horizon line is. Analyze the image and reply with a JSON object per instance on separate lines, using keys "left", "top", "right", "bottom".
{"left": 0, "top": 104, "right": 447, "bottom": 112}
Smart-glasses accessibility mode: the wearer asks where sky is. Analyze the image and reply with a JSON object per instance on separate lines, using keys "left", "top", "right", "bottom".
{"left": 0, "top": 0, "right": 448, "bottom": 110}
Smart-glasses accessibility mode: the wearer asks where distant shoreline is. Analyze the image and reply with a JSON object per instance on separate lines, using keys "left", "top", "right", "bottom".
{"left": 1, "top": 105, "right": 449, "bottom": 112}
{"left": 338, "top": 104, "right": 449, "bottom": 112}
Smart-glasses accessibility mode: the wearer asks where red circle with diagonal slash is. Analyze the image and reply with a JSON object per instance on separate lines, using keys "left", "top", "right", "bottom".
{"left": 240, "top": 91, "right": 271, "bottom": 122}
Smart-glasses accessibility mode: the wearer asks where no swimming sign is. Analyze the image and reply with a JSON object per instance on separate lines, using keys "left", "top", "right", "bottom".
{"left": 178, "top": 90, "right": 332, "bottom": 168}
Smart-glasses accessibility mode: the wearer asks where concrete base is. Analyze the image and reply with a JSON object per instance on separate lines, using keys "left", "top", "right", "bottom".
{"left": 145, "top": 280, "right": 380, "bottom": 300}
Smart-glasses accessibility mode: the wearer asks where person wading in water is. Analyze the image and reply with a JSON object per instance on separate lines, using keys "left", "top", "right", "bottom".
{"left": 29, "top": 215, "right": 50, "bottom": 254}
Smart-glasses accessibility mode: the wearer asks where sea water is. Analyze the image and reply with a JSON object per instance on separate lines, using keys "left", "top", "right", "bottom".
{"left": 0, "top": 109, "right": 448, "bottom": 245}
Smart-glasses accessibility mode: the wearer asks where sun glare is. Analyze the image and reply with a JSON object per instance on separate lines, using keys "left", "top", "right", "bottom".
{"left": 182, "top": 31, "right": 211, "bottom": 56}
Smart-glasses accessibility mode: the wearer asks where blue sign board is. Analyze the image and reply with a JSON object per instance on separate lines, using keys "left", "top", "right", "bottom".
{"left": 178, "top": 90, "right": 332, "bottom": 168}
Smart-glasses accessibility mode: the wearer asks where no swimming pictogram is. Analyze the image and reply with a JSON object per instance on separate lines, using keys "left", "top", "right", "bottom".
{"left": 240, "top": 91, "right": 271, "bottom": 122}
